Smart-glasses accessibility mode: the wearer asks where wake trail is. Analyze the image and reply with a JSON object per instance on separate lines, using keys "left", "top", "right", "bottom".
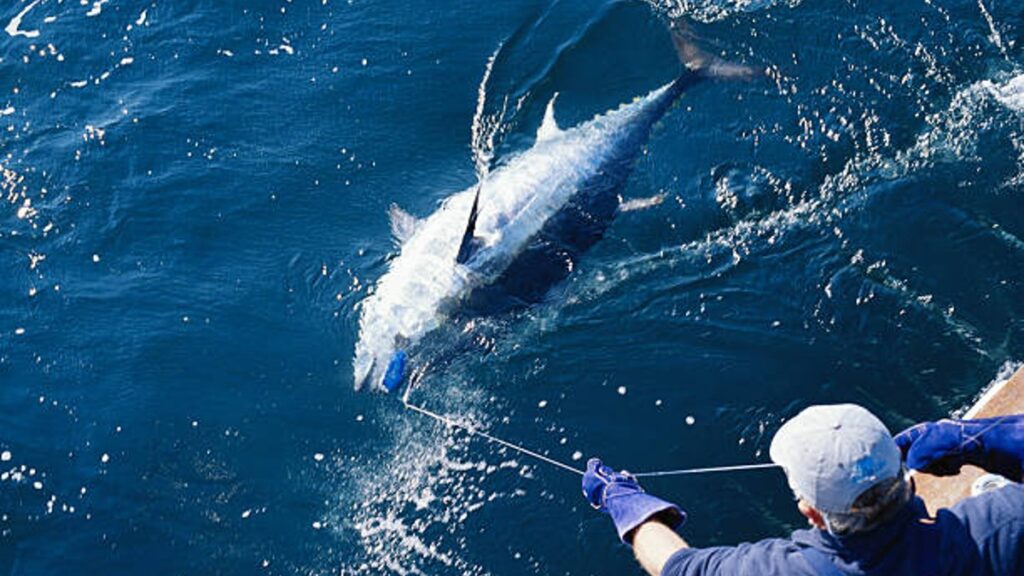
{"left": 976, "top": 0, "right": 1007, "bottom": 58}
{"left": 470, "top": 45, "right": 507, "bottom": 183}
{"left": 554, "top": 71, "right": 1024, "bottom": 358}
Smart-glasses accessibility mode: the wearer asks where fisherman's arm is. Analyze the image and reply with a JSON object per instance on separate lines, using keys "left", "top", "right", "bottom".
{"left": 632, "top": 519, "right": 690, "bottom": 575}
{"left": 582, "top": 459, "right": 804, "bottom": 576}
{"left": 895, "top": 413, "right": 1024, "bottom": 482}
{"left": 896, "top": 414, "right": 1024, "bottom": 574}
{"left": 581, "top": 459, "right": 687, "bottom": 575}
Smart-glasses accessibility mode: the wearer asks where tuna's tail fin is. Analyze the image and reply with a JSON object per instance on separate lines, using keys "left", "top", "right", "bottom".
{"left": 669, "top": 19, "right": 760, "bottom": 80}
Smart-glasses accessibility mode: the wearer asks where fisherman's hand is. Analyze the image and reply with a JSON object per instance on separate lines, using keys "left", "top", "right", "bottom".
{"left": 582, "top": 458, "right": 685, "bottom": 544}
{"left": 895, "top": 415, "right": 1024, "bottom": 481}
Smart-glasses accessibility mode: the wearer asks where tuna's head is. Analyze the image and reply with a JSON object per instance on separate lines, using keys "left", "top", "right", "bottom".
{"left": 352, "top": 249, "right": 455, "bottom": 392}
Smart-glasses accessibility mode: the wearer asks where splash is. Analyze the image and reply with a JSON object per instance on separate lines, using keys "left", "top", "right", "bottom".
{"left": 877, "top": 71, "right": 1024, "bottom": 188}
{"left": 982, "top": 73, "right": 1024, "bottom": 112}
{"left": 335, "top": 387, "right": 531, "bottom": 575}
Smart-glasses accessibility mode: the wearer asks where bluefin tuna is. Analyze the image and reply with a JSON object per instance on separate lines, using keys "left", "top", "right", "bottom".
{"left": 353, "top": 22, "right": 755, "bottom": 391}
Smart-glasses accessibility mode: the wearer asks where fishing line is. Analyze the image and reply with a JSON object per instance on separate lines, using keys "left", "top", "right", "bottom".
{"left": 403, "top": 398, "right": 586, "bottom": 476}
{"left": 401, "top": 377, "right": 1013, "bottom": 481}
{"left": 633, "top": 463, "right": 781, "bottom": 477}
{"left": 400, "top": 379, "right": 780, "bottom": 478}
{"left": 399, "top": 358, "right": 1018, "bottom": 481}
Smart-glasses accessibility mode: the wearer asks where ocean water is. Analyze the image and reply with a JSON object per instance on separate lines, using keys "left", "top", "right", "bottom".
{"left": 1, "top": 0, "right": 1023, "bottom": 574}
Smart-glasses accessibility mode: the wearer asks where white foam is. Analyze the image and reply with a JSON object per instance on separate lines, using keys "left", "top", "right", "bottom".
{"left": 5, "top": 0, "right": 42, "bottom": 39}
{"left": 86, "top": 0, "right": 108, "bottom": 17}
{"left": 335, "top": 388, "right": 506, "bottom": 574}
{"left": 984, "top": 74, "right": 1024, "bottom": 112}
{"left": 471, "top": 44, "right": 502, "bottom": 179}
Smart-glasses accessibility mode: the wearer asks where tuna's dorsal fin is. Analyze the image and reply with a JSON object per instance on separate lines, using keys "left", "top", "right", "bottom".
{"left": 389, "top": 203, "right": 420, "bottom": 244}
{"left": 537, "top": 92, "right": 561, "bottom": 142}
{"left": 456, "top": 184, "right": 484, "bottom": 264}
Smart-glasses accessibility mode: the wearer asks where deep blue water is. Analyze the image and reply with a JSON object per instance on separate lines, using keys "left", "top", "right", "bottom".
{"left": 1, "top": 0, "right": 1023, "bottom": 574}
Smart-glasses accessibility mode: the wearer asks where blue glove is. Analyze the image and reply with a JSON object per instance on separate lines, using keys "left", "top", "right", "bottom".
{"left": 894, "top": 415, "right": 1024, "bottom": 481}
{"left": 582, "top": 458, "right": 685, "bottom": 543}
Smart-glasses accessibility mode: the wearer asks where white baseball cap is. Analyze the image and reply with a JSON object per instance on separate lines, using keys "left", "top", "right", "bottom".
{"left": 769, "top": 404, "right": 902, "bottom": 513}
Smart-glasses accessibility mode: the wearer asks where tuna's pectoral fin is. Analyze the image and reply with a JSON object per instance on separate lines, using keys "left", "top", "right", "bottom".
{"left": 456, "top": 183, "right": 484, "bottom": 264}
{"left": 389, "top": 203, "right": 421, "bottom": 244}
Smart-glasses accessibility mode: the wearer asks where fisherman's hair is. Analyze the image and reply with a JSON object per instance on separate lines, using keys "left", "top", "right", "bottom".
{"left": 820, "top": 469, "right": 913, "bottom": 536}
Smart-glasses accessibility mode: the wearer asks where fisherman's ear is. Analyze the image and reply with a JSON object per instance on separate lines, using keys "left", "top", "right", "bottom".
{"left": 797, "top": 500, "right": 827, "bottom": 531}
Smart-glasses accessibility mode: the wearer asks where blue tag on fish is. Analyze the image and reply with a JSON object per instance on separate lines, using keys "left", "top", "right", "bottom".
{"left": 382, "top": 350, "right": 407, "bottom": 393}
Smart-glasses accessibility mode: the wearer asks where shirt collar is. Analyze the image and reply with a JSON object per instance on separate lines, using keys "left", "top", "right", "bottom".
{"left": 791, "top": 496, "right": 929, "bottom": 553}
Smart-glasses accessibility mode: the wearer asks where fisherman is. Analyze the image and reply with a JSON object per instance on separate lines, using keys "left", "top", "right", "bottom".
{"left": 584, "top": 404, "right": 1024, "bottom": 575}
